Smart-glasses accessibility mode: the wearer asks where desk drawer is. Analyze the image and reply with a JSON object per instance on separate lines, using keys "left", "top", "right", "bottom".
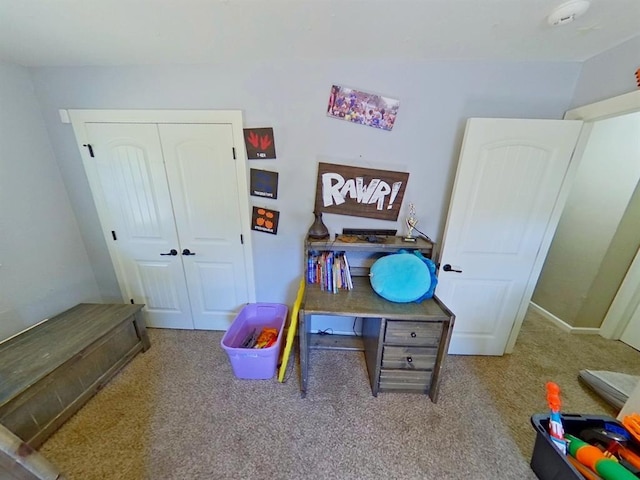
{"left": 381, "top": 346, "right": 437, "bottom": 370}
{"left": 384, "top": 321, "right": 442, "bottom": 346}
{"left": 378, "top": 369, "right": 431, "bottom": 392}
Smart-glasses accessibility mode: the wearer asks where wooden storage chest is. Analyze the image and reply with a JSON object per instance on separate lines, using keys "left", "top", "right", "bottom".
{"left": 0, "top": 303, "right": 149, "bottom": 448}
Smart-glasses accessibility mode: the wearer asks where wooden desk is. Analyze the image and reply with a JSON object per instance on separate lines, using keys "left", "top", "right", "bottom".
{"left": 299, "top": 236, "right": 455, "bottom": 401}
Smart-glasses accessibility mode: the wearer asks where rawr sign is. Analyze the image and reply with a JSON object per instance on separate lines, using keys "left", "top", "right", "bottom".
{"left": 314, "top": 162, "right": 409, "bottom": 221}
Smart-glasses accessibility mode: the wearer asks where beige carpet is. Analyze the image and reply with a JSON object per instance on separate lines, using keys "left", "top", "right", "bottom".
{"left": 471, "top": 307, "right": 640, "bottom": 458}
{"left": 38, "top": 309, "right": 640, "bottom": 479}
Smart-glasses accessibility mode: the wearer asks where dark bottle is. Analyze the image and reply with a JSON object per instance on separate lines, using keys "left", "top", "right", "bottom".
{"left": 307, "top": 211, "right": 330, "bottom": 239}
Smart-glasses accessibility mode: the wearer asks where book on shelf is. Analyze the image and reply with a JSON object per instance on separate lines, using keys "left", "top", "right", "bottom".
{"left": 307, "top": 250, "right": 353, "bottom": 292}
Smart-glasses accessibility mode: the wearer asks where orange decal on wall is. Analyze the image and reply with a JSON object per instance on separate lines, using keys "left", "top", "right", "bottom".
{"left": 252, "top": 207, "right": 279, "bottom": 235}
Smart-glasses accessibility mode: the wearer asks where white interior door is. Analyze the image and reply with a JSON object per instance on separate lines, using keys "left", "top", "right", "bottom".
{"left": 159, "top": 124, "right": 250, "bottom": 330}
{"left": 437, "top": 118, "right": 583, "bottom": 355}
{"left": 85, "top": 123, "right": 194, "bottom": 329}
{"left": 619, "top": 259, "right": 640, "bottom": 349}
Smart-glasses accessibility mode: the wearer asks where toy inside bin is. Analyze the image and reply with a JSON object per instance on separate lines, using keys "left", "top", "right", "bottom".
{"left": 221, "top": 303, "right": 288, "bottom": 379}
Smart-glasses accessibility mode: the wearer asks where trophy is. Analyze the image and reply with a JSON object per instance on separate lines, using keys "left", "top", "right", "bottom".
{"left": 404, "top": 203, "right": 418, "bottom": 242}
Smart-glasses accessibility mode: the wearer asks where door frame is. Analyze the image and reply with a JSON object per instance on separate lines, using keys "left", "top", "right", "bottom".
{"left": 602, "top": 246, "right": 640, "bottom": 340}
{"left": 69, "top": 109, "right": 257, "bottom": 308}
{"left": 504, "top": 90, "right": 640, "bottom": 352}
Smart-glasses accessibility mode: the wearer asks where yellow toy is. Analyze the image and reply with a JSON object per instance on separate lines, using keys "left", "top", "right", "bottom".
{"left": 278, "top": 278, "right": 305, "bottom": 382}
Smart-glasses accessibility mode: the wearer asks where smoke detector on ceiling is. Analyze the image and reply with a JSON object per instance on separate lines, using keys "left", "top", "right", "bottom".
{"left": 547, "top": 0, "right": 591, "bottom": 26}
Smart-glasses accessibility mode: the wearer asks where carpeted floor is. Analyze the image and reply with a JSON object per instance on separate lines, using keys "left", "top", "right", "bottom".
{"left": 471, "top": 307, "right": 640, "bottom": 459}
{"left": 38, "top": 308, "right": 640, "bottom": 479}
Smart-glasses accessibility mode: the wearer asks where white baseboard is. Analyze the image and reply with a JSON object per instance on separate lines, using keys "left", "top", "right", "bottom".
{"left": 529, "top": 302, "right": 601, "bottom": 335}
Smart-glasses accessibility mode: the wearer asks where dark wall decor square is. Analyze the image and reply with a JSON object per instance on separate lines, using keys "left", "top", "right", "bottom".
{"left": 250, "top": 169, "right": 279, "bottom": 199}
{"left": 251, "top": 206, "right": 279, "bottom": 235}
{"left": 243, "top": 127, "right": 276, "bottom": 159}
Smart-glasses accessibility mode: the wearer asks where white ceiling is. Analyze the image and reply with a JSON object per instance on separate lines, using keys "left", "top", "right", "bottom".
{"left": 0, "top": 0, "right": 639, "bottom": 67}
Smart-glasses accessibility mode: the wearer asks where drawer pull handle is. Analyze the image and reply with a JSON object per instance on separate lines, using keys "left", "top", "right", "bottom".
{"left": 410, "top": 332, "right": 417, "bottom": 338}
{"left": 406, "top": 356, "right": 413, "bottom": 363}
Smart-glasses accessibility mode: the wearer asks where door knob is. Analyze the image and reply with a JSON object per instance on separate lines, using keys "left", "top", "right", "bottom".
{"left": 442, "top": 264, "right": 462, "bottom": 273}
{"left": 160, "top": 249, "right": 178, "bottom": 256}
{"left": 182, "top": 249, "right": 196, "bottom": 256}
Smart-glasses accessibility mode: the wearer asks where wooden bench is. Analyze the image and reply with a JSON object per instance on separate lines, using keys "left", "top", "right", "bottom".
{"left": 0, "top": 303, "right": 149, "bottom": 449}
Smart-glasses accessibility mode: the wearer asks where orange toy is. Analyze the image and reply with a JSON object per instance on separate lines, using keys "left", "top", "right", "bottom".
{"left": 546, "top": 382, "right": 566, "bottom": 453}
{"left": 622, "top": 414, "right": 640, "bottom": 444}
{"left": 253, "top": 327, "right": 278, "bottom": 349}
{"left": 618, "top": 444, "right": 640, "bottom": 471}
{"left": 566, "top": 455, "right": 603, "bottom": 480}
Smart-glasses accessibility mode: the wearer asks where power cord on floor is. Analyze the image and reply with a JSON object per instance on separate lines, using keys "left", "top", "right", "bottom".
{"left": 353, "top": 317, "right": 360, "bottom": 337}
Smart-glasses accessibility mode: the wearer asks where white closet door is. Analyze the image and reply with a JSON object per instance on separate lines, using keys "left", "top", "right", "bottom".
{"left": 159, "top": 124, "right": 250, "bottom": 330}
{"left": 84, "top": 123, "right": 195, "bottom": 329}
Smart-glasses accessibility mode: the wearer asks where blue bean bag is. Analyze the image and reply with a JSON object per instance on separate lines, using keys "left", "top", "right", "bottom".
{"left": 370, "top": 252, "right": 436, "bottom": 303}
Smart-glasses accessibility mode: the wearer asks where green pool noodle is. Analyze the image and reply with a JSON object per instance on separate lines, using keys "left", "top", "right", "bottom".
{"left": 566, "top": 434, "right": 587, "bottom": 456}
{"left": 565, "top": 434, "right": 637, "bottom": 480}
{"left": 596, "top": 460, "right": 638, "bottom": 480}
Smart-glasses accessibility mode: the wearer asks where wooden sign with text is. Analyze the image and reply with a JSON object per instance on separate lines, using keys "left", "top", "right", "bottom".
{"left": 314, "top": 162, "right": 409, "bottom": 221}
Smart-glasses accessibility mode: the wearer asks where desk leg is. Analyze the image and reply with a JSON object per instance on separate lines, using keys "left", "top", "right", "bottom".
{"left": 299, "top": 308, "right": 308, "bottom": 398}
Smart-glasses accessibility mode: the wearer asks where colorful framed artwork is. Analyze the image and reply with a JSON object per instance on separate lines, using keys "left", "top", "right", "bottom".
{"left": 327, "top": 85, "right": 399, "bottom": 131}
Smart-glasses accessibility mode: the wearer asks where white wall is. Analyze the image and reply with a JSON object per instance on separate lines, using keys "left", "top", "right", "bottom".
{"left": 0, "top": 62, "right": 101, "bottom": 341}
{"left": 532, "top": 112, "right": 640, "bottom": 326}
{"left": 571, "top": 35, "right": 640, "bottom": 108}
{"left": 29, "top": 60, "right": 580, "bottom": 309}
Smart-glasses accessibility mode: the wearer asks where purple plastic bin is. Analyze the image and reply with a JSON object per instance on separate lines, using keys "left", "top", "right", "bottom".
{"left": 221, "top": 303, "right": 288, "bottom": 379}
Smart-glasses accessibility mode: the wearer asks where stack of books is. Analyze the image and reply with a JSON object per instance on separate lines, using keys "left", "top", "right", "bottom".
{"left": 307, "top": 251, "right": 353, "bottom": 293}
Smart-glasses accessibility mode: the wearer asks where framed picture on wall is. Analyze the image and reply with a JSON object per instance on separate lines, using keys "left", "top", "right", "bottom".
{"left": 327, "top": 85, "right": 399, "bottom": 131}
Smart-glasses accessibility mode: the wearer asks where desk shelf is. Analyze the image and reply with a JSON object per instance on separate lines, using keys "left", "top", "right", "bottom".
{"left": 309, "top": 333, "right": 364, "bottom": 351}
{"left": 299, "top": 236, "right": 455, "bottom": 402}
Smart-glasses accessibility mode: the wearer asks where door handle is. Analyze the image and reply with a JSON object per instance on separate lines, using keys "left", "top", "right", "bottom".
{"left": 160, "top": 249, "right": 178, "bottom": 256}
{"left": 442, "top": 264, "right": 462, "bottom": 273}
{"left": 182, "top": 249, "right": 196, "bottom": 256}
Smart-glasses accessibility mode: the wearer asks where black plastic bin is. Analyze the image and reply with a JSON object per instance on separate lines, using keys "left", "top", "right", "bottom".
{"left": 530, "top": 413, "right": 625, "bottom": 480}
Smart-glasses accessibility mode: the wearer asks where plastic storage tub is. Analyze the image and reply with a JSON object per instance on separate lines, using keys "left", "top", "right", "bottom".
{"left": 530, "top": 413, "right": 628, "bottom": 480}
{"left": 221, "top": 303, "right": 288, "bottom": 379}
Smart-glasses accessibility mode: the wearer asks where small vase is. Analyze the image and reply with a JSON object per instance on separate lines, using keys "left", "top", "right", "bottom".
{"left": 307, "top": 211, "right": 330, "bottom": 239}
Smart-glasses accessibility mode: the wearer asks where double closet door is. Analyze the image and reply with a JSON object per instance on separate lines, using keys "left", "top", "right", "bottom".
{"left": 79, "top": 120, "right": 252, "bottom": 330}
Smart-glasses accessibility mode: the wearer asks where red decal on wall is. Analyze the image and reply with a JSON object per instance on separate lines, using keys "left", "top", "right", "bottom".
{"left": 243, "top": 128, "right": 276, "bottom": 160}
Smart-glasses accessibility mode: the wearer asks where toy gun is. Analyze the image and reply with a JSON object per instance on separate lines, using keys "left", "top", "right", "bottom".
{"left": 546, "top": 381, "right": 567, "bottom": 454}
